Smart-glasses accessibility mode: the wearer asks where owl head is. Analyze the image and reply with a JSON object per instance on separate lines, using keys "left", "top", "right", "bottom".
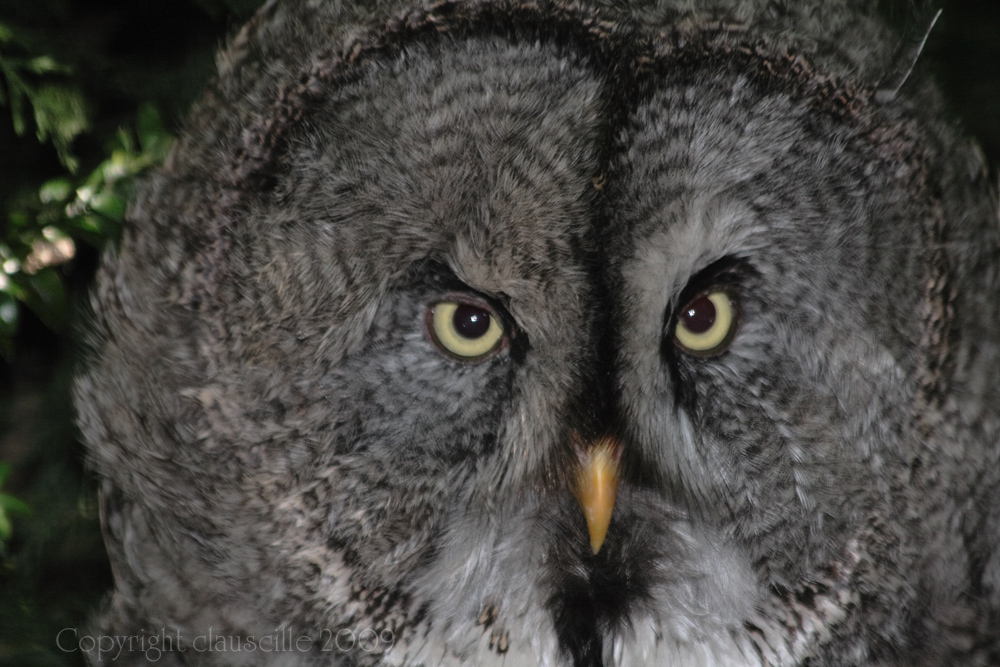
{"left": 74, "top": 1, "right": 1000, "bottom": 665}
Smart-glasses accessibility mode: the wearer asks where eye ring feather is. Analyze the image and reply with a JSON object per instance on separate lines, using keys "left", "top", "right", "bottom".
{"left": 672, "top": 289, "right": 741, "bottom": 357}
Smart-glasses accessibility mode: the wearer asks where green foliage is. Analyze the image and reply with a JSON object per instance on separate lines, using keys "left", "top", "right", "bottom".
{"left": 0, "top": 103, "right": 174, "bottom": 360}
{"left": 0, "top": 21, "right": 88, "bottom": 172}
{"left": 1, "top": 12, "right": 180, "bottom": 362}
{"left": 0, "top": 3, "right": 252, "bottom": 664}
{"left": 0, "top": 462, "right": 30, "bottom": 546}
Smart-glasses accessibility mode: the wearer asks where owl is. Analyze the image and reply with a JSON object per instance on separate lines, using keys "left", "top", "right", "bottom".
{"left": 73, "top": 0, "right": 1000, "bottom": 665}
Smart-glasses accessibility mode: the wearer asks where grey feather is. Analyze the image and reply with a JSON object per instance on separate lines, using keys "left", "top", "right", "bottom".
{"left": 74, "top": 1, "right": 1000, "bottom": 665}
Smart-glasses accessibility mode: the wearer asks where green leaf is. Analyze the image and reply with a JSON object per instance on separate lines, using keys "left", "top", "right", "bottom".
{"left": 6, "top": 210, "right": 29, "bottom": 230}
{"left": 10, "top": 267, "right": 67, "bottom": 331}
{"left": 3, "top": 68, "right": 28, "bottom": 135}
{"left": 26, "top": 55, "right": 69, "bottom": 75}
{"left": 67, "top": 213, "right": 120, "bottom": 248}
{"left": 39, "top": 177, "right": 73, "bottom": 204}
{"left": 0, "top": 493, "right": 30, "bottom": 542}
{"left": 0, "top": 493, "right": 30, "bottom": 516}
{"left": 0, "top": 463, "right": 29, "bottom": 542}
{"left": 30, "top": 84, "right": 88, "bottom": 171}
{"left": 136, "top": 103, "right": 166, "bottom": 151}
{"left": 88, "top": 190, "right": 127, "bottom": 222}
{"left": 0, "top": 508, "right": 11, "bottom": 541}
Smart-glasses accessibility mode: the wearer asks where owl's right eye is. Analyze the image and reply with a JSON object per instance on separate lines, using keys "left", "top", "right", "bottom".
{"left": 426, "top": 300, "right": 506, "bottom": 361}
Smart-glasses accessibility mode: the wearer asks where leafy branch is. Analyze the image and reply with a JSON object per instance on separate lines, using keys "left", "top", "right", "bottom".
{"left": 0, "top": 20, "right": 88, "bottom": 172}
{"left": 0, "top": 463, "right": 30, "bottom": 550}
{"left": 1, "top": 104, "right": 174, "bottom": 360}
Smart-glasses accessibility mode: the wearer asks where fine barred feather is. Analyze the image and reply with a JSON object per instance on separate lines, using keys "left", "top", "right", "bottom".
{"left": 74, "top": 1, "right": 1000, "bottom": 666}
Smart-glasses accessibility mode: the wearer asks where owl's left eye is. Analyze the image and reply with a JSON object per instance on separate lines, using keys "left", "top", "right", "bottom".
{"left": 426, "top": 300, "right": 506, "bottom": 361}
{"left": 672, "top": 289, "right": 740, "bottom": 356}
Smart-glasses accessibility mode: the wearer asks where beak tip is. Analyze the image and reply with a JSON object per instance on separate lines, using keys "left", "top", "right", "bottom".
{"left": 585, "top": 511, "right": 610, "bottom": 554}
{"left": 574, "top": 438, "right": 619, "bottom": 556}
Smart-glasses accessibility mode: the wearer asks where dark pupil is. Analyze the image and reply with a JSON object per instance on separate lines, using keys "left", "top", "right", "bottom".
{"left": 454, "top": 304, "right": 492, "bottom": 339}
{"left": 681, "top": 295, "right": 717, "bottom": 334}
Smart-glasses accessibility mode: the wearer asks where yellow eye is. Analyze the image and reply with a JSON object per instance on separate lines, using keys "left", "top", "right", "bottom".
{"left": 428, "top": 301, "right": 506, "bottom": 360}
{"left": 673, "top": 290, "right": 739, "bottom": 356}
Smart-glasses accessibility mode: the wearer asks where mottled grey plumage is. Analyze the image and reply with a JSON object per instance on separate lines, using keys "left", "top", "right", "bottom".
{"left": 73, "top": 1, "right": 1000, "bottom": 666}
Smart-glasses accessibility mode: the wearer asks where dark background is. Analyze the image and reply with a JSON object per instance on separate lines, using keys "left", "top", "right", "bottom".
{"left": 0, "top": 1, "right": 996, "bottom": 665}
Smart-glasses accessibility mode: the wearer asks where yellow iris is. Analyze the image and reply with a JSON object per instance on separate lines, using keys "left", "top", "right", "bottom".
{"left": 674, "top": 291, "right": 736, "bottom": 354}
{"left": 431, "top": 302, "right": 505, "bottom": 359}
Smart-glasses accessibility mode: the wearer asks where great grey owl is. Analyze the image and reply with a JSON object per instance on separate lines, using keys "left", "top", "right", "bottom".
{"left": 73, "top": 0, "right": 1000, "bottom": 665}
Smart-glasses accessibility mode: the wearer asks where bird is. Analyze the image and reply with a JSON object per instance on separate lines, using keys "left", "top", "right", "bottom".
{"left": 73, "top": 0, "right": 1000, "bottom": 665}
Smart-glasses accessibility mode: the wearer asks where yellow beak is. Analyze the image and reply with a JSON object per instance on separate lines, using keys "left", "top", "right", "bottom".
{"left": 572, "top": 436, "right": 620, "bottom": 554}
